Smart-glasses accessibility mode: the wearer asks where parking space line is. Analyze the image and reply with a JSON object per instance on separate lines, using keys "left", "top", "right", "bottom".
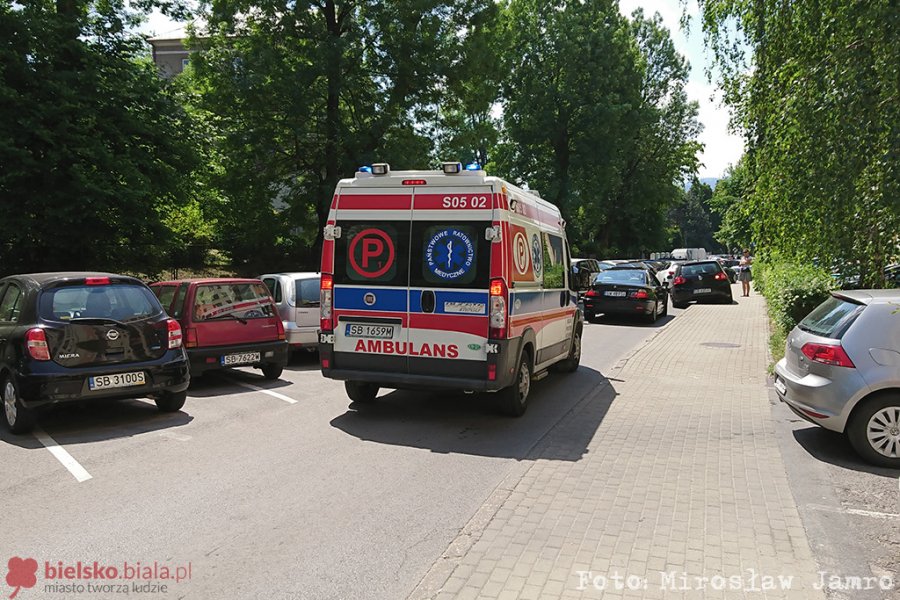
{"left": 33, "top": 428, "right": 92, "bottom": 483}
{"left": 807, "top": 503, "right": 900, "bottom": 520}
{"left": 230, "top": 380, "right": 298, "bottom": 404}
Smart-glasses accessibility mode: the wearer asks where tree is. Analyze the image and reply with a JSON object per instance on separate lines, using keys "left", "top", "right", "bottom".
{"left": 0, "top": 1, "right": 203, "bottom": 276}
{"left": 668, "top": 179, "right": 722, "bottom": 251}
{"left": 696, "top": 0, "right": 899, "bottom": 285}
{"left": 186, "top": 0, "right": 497, "bottom": 273}
{"left": 709, "top": 159, "right": 752, "bottom": 253}
{"left": 495, "top": 1, "right": 700, "bottom": 257}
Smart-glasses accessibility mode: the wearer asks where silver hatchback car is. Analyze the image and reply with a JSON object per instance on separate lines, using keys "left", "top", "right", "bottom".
{"left": 774, "top": 290, "right": 900, "bottom": 468}
{"left": 259, "top": 272, "right": 321, "bottom": 353}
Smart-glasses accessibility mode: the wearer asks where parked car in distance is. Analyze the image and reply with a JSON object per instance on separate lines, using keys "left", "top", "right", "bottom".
{"left": 656, "top": 260, "right": 684, "bottom": 288}
{"left": 670, "top": 260, "right": 733, "bottom": 308}
{"left": 1, "top": 272, "right": 190, "bottom": 434}
{"left": 259, "top": 272, "right": 321, "bottom": 353}
{"left": 774, "top": 290, "right": 900, "bottom": 468}
{"left": 583, "top": 267, "right": 668, "bottom": 324}
{"left": 571, "top": 258, "right": 602, "bottom": 291}
{"left": 150, "top": 278, "right": 289, "bottom": 380}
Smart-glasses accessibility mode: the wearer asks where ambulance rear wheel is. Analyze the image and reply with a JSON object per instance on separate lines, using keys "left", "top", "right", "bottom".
{"left": 499, "top": 353, "right": 531, "bottom": 417}
{"left": 346, "top": 381, "right": 379, "bottom": 404}
{"left": 553, "top": 330, "right": 581, "bottom": 373}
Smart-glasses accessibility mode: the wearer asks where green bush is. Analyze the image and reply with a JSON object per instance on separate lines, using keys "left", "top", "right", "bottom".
{"left": 758, "top": 262, "right": 836, "bottom": 334}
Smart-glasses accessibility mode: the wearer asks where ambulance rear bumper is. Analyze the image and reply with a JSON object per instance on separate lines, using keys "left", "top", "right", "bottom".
{"left": 319, "top": 338, "right": 520, "bottom": 392}
{"left": 321, "top": 368, "right": 505, "bottom": 392}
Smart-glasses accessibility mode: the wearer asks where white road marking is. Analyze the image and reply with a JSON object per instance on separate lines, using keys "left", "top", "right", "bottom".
{"left": 230, "top": 380, "right": 298, "bottom": 404}
{"left": 33, "top": 428, "right": 92, "bottom": 483}
{"left": 807, "top": 503, "right": 900, "bottom": 520}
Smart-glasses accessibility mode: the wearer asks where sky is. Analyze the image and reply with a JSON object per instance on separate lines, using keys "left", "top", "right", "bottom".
{"left": 140, "top": 0, "right": 745, "bottom": 180}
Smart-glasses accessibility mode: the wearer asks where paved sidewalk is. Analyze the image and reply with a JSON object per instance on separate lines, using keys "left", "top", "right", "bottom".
{"left": 410, "top": 291, "right": 827, "bottom": 599}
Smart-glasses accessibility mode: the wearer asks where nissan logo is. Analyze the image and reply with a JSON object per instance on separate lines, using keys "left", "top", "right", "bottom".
{"left": 106, "top": 329, "right": 120, "bottom": 341}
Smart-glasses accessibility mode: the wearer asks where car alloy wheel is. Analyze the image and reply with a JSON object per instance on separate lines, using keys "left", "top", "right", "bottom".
{"left": 517, "top": 360, "right": 531, "bottom": 400}
{"left": 866, "top": 406, "right": 900, "bottom": 458}
{"left": 3, "top": 380, "right": 16, "bottom": 426}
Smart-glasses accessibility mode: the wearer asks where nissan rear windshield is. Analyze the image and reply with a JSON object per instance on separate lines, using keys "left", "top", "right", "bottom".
{"left": 39, "top": 284, "right": 163, "bottom": 322}
{"left": 798, "top": 296, "right": 864, "bottom": 339}
{"left": 193, "top": 283, "right": 275, "bottom": 321}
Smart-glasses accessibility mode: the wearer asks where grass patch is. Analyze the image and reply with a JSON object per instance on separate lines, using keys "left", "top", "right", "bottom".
{"left": 767, "top": 322, "right": 786, "bottom": 375}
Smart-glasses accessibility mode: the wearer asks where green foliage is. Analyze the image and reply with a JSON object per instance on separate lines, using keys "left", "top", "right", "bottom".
{"left": 756, "top": 261, "right": 836, "bottom": 335}
{"left": 697, "top": 0, "right": 900, "bottom": 288}
{"left": 709, "top": 158, "right": 752, "bottom": 252}
{"left": 495, "top": 2, "right": 700, "bottom": 258}
{"left": 0, "top": 0, "right": 203, "bottom": 276}
{"left": 668, "top": 179, "right": 723, "bottom": 251}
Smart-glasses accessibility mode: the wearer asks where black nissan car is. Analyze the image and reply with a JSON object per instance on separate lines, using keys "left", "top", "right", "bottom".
{"left": 0, "top": 272, "right": 190, "bottom": 434}
{"left": 669, "top": 261, "right": 734, "bottom": 308}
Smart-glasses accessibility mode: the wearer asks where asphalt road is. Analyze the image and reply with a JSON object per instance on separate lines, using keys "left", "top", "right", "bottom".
{"left": 0, "top": 306, "right": 682, "bottom": 600}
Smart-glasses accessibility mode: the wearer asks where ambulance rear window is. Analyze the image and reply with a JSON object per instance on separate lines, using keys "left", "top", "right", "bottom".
{"left": 411, "top": 222, "right": 491, "bottom": 289}
{"left": 333, "top": 221, "right": 410, "bottom": 286}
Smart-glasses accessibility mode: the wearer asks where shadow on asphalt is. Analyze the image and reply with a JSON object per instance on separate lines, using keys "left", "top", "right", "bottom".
{"left": 285, "top": 350, "right": 321, "bottom": 373}
{"left": 791, "top": 426, "right": 900, "bottom": 477}
{"left": 0, "top": 399, "right": 193, "bottom": 449}
{"left": 186, "top": 370, "right": 295, "bottom": 397}
{"left": 329, "top": 365, "right": 616, "bottom": 461}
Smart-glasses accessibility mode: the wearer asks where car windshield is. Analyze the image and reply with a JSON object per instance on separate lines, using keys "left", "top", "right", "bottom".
{"left": 798, "top": 296, "right": 863, "bottom": 338}
{"left": 39, "top": 284, "right": 162, "bottom": 322}
{"left": 594, "top": 270, "right": 646, "bottom": 285}
{"left": 295, "top": 278, "right": 320, "bottom": 307}
{"left": 193, "top": 283, "right": 275, "bottom": 321}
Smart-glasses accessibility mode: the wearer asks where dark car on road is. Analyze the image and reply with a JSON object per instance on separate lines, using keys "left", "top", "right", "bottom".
{"left": 150, "top": 278, "right": 289, "bottom": 380}
{"left": 583, "top": 268, "right": 669, "bottom": 323}
{"left": 0, "top": 272, "right": 190, "bottom": 434}
{"left": 669, "top": 261, "right": 733, "bottom": 308}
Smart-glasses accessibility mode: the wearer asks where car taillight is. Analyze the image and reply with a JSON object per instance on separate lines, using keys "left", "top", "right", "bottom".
{"left": 25, "top": 328, "right": 51, "bottom": 361}
{"left": 714, "top": 272, "right": 728, "bottom": 281}
{"left": 184, "top": 327, "right": 198, "bottom": 348}
{"left": 801, "top": 342, "right": 855, "bottom": 368}
{"left": 85, "top": 276, "right": 110, "bottom": 285}
{"left": 631, "top": 290, "right": 649, "bottom": 299}
{"left": 320, "top": 274, "right": 334, "bottom": 332}
{"left": 585, "top": 289, "right": 599, "bottom": 297}
{"left": 275, "top": 318, "right": 286, "bottom": 341}
{"left": 489, "top": 278, "right": 507, "bottom": 339}
{"left": 166, "top": 318, "right": 182, "bottom": 349}
{"left": 673, "top": 276, "right": 686, "bottom": 286}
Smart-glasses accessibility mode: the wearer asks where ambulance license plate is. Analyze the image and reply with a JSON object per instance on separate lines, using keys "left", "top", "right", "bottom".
{"left": 345, "top": 324, "right": 395, "bottom": 339}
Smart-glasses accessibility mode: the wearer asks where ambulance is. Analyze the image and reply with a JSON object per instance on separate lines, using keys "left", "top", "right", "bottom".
{"left": 318, "top": 162, "right": 583, "bottom": 415}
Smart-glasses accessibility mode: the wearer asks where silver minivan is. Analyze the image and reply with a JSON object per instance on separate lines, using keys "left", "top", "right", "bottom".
{"left": 259, "top": 272, "right": 321, "bottom": 353}
{"left": 774, "top": 290, "right": 900, "bottom": 468}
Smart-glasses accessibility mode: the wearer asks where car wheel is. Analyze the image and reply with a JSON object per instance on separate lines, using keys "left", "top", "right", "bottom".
{"left": 672, "top": 300, "right": 688, "bottom": 309}
{"left": 345, "top": 381, "right": 379, "bottom": 404}
{"left": 847, "top": 394, "right": 900, "bottom": 468}
{"left": 2, "top": 375, "right": 35, "bottom": 435}
{"left": 261, "top": 364, "right": 284, "bottom": 380}
{"left": 499, "top": 351, "right": 532, "bottom": 417}
{"left": 155, "top": 390, "right": 186, "bottom": 413}
{"left": 553, "top": 330, "right": 581, "bottom": 373}
{"left": 646, "top": 301, "right": 659, "bottom": 324}
{"left": 660, "top": 297, "right": 668, "bottom": 317}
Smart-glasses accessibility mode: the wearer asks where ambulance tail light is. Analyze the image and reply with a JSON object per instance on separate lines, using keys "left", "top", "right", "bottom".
{"left": 489, "top": 278, "right": 508, "bottom": 339}
{"left": 320, "top": 274, "right": 334, "bottom": 332}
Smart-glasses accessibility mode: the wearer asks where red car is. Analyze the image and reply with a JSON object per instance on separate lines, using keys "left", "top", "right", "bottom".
{"left": 150, "top": 278, "right": 289, "bottom": 380}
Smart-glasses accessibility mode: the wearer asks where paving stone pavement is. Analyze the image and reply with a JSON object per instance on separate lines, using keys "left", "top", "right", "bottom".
{"left": 410, "top": 291, "right": 828, "bottom": 600}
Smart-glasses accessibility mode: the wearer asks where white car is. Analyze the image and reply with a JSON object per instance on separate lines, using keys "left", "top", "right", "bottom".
{"left": 656, "top": 260, "right": 683, "bottom": 287}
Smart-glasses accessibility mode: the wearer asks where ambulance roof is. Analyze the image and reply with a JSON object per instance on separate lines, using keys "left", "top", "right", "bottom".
{"left": 337, "top": 170, "right": 561, "bottom": 217}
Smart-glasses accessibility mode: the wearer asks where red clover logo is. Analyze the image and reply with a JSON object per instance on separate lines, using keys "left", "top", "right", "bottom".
{"left": 5, "top": 557, "right": 37, "bottom": 599}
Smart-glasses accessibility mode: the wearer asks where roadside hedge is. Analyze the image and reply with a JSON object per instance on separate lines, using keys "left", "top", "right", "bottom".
{"left": 756, "top": 262, "right": 836, "bottom": 334}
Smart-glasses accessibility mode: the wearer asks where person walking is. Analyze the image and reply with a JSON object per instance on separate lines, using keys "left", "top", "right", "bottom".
{"left": 738, "top": 249, "right": 753, "bottom": 297}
